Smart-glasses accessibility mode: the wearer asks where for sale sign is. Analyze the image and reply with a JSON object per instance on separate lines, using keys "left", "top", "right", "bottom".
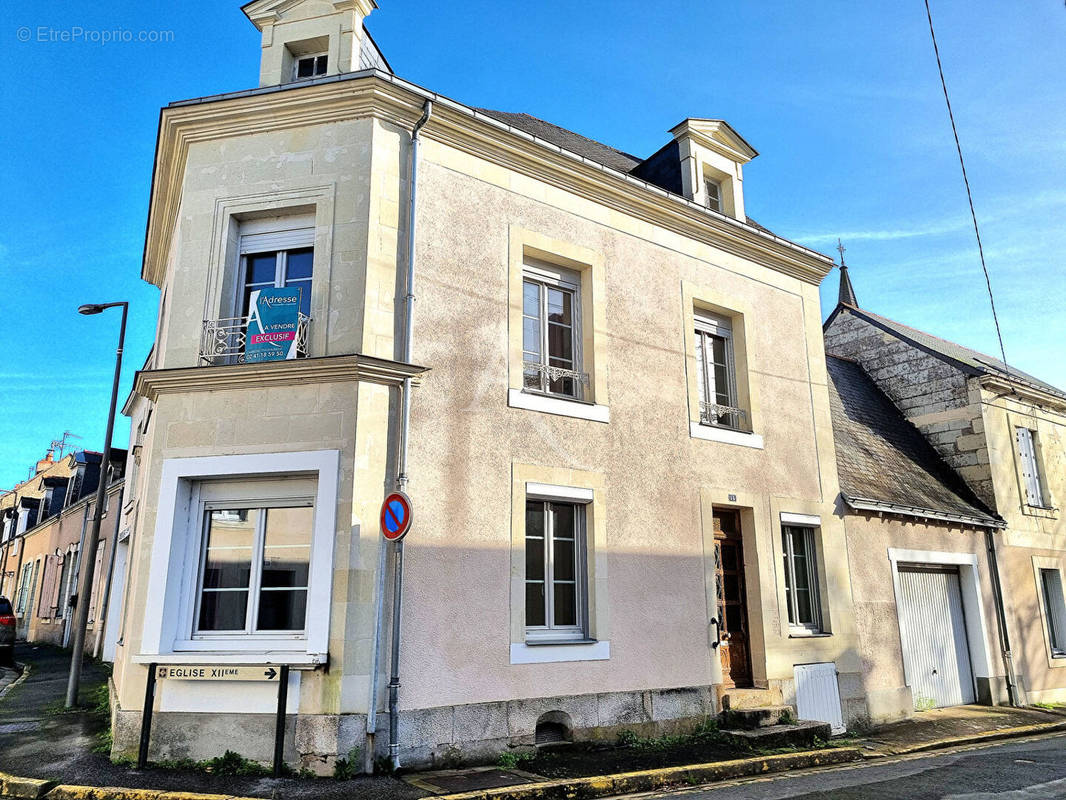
{"left": 245, "top": 287, "right": 302, "bottom": 363}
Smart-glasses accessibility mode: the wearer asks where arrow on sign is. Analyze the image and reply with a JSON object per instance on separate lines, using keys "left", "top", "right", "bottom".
{"left": 264, "top": 668, "right": 278, "bottom": 680}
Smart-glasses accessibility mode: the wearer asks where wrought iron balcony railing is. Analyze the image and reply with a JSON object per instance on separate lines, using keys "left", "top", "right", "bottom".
{"left": 523, "top": 361, "right": 590, "bottom": 401}
{"left": 199, "top": 314, "right": 310, "bottom": 365}
{"left": 699, "top": 400, "right": 748, "bottom": 431}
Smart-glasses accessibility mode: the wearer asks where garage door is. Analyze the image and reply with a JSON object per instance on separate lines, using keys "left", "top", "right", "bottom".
{"left": 897, "top": 565, "right": 975, "bottom": 709}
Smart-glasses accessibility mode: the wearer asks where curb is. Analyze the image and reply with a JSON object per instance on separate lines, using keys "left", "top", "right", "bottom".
{"left": 0, "top": 773, "right": 54, "bottom": 800}
{"left": 882, "top": 719, "right": 1066, "bottom": 756}
{"left": 0, "top": 663, "right": 30, "bottom": 701}
{"left": 431, "top": 748, "right": 863, "bottom": 800}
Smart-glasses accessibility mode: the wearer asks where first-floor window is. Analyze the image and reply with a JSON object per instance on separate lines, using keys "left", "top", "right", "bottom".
{"left": 1016, "top": 427, "right": 1047, "bottom": 508}
{"left": 782, "top": 525, "right": 821, "bottom": 632}
{"left": 695, "top": 310, "right": 744, "bottom": 430}
{"left": 525, "top": 499, "right": 587, "bottom": 642}
{"left": 1040, "top": 568, "right": 1066, "bottom": 656}
{"left": 522, "top": 261, "right": 585, "bottom": 400}
{"left": 196, "top": 502, "right": 314, "bottom": 636}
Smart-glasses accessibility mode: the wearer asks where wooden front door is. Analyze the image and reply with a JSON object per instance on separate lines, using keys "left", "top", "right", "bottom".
{"left": 713, "top": 510, "right": 752, "bottom": 688}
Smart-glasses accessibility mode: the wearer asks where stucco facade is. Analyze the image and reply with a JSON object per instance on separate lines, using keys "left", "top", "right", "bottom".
{"left": 110, "top": 0, "right": 866, "bottom": 772}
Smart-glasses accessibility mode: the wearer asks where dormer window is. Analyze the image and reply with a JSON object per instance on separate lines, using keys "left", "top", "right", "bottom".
{"left": 294, "top": 53, "right": 327, "bottom": 81}
{"left": 705, "top": 179, "right": 722, "bottom": 213}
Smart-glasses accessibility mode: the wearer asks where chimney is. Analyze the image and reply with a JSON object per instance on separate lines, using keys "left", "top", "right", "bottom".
{"left": 36, "top": 449, "right": 55, "bottom": 474}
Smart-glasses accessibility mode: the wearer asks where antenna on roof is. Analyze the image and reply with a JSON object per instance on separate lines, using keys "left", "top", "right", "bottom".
{"left": 51, "top": 431, "right": 82, "bottom": 459}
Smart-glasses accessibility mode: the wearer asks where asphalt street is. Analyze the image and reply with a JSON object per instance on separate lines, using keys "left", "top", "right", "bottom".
{"left": 658, "top": 735, "right": 1066, "bottom": 800}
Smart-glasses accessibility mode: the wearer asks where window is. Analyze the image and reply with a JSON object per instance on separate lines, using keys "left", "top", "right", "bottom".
{"left": 1041, "top": 569, "right": 1066, "bottom": 656}
{"left": 782, "top": 525, "right": 821, "bottom": 632}
{"left": 695, "top": 311, "right": 744, "bottom": 430}
{"left": 294, "top": 53, "right": 327, "bottom": 80}
{"left": 15, "top": 560, "right": 37, "bottom": 616}
{"left": 195, "top": 502, "right": 313, "bottom": 636}
{"left": 522, "top": 262, "right": 586, "bottom": 401}
{"left": 241, "top": 245, "right": 313, "bottom": 320}
{"left": 525, "top": 499, "right": 587, "bottom": 642}
{"left": 705, "top": 179, "right": 722, "bottom": 213}
{"left": 1016, "top": 427, "right": 1046, "bottom": 508}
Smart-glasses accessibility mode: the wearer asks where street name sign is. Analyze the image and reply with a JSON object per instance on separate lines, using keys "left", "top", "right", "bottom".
{"left": 156, "top": 665, "right": 281, "bottom": 682}
{"left": 380, "top": 491, "right": 413, "bottom": 541}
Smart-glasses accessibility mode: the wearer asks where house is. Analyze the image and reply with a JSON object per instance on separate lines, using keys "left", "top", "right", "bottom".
{"left": 825, "top": 263, "right": 1066, "bottom": 710}
{"left": 0, "top": 448, "right": 126, "bottom": 657}
{"left": 110, "top": 0, "right": 866, "bottom": 772}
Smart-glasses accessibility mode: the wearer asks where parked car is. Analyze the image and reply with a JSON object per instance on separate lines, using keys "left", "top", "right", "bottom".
{"left": 0, "top": 596, "right": 14, "bottom": 666}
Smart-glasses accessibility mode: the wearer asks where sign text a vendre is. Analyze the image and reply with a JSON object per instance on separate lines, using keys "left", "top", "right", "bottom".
{"left": 245, "top": 287, "right": 302, "bottom": 363}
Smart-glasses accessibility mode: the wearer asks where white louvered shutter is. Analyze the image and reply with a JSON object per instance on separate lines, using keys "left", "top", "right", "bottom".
{"left": 1016, "top": 427, "right": 1044, "bottom": 507}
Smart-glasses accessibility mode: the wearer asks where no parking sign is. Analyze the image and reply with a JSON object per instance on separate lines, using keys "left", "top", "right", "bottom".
{"left": 380, "top": 491, "right": 413, "bottom": 541}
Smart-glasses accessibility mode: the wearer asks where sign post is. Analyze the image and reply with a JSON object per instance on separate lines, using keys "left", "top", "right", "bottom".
{"left": 244, "top": 287, "right": 302, "bottom": 363}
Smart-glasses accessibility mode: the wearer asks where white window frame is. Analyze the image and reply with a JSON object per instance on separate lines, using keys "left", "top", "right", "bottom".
{"left": 137, "top": 451, "right": 338, "bottom": 664}
{"left": 521, "top": 260, "right": 586, "bottom": 402}
{"left": 695, "top": 311, "right": 744, "bottom": 431}
{"left": 1040, "top": 568, "right": 1066, "bottom": 657}
{"left": 292, "top": 52, "right": 327, "bottom": 81}
{"left": 1015, "top": 427, "right": 1047, "bottom": 508}
{"left": 705, "top": 178, "right": 723, "bottom": 213}
{"left": 192, "top": 497, "right": 315, "bottom": 640}
{"left": 524, "top": 493, "right": 590, "bottom": 645}
{"left": 781, "top": 523, "right": 822, "bottom": 633}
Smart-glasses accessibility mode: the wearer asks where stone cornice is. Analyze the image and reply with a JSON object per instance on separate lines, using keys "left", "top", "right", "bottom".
{"left": 142, "top": 71, "right": 833, "bottom": 288}
{"left": 979, "top": 375, "right": 1066, "bottom": 414}
{"left": 134, "top": 353, "right": 427, "bottom": 402}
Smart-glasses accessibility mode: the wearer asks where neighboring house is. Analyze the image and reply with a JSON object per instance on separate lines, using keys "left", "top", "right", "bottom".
{"left": 110, "top": 0, "right": 865, "bottom": 772}
{"left": 827, "top": 352, "right": 1008, "bottom": 722}
{"left": 825, "top": 263, "right": 1066, "bottom": 708}
{"left": 0, "top": 448, "right": 126, "bottom": 656}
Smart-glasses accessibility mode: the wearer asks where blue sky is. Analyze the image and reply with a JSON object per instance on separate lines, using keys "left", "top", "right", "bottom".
{"left": 1, "top": 1, "right": 1063, "bottom": 489}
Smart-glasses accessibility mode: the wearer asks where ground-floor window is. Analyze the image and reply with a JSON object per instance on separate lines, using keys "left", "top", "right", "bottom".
{"left": 525, "top": 499, "right": 587, "bottom": 642}
{"left": 782, "top": 524, "right": 821, "bottom": 632}
{"left": 196, "top": 503, "right": 313, "bottom": 636}
{"left": 1040, "top": 568, "right": 1066, "bottom": 656}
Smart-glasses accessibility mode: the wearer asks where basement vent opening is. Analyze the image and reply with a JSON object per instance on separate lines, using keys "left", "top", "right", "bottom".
{"left": 535, "top": 711, "right": 572, "bottom": 747}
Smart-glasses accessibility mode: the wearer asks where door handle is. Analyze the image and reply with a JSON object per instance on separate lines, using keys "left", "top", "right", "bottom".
{"left": 711, "top": 617, "right": 721, "bottom": 649}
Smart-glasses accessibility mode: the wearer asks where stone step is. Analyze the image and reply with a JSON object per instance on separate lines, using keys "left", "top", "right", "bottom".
{"left": 718, "top": 686, "right": 784, "bottom": 711}
{"left": 720, "top": 719, "right": 833, "bottom": 751}
{"left": 720, "top": 705, "right": 796, "bottom": 730}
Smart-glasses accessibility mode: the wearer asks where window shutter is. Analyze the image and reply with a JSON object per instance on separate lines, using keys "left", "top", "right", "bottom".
{"left": 1016, "top": 427, "right": 1043, "bottom": 506}
{"left": 36, "top": 556, "right": 58, "bottom": 618}
{"left": 87, "top": 547, "right": 106, "bottom": 626}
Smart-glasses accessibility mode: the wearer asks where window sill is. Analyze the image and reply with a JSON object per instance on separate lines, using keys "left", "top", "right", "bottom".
{"left": 689, "top": 421, "right": 764, "bottom": 449}
{"left": 508, "top": 389, "right": 609, "bottom": 423}
{"left": 510, "top": 640, "right": 610, "bottom": 664}
{"left": 133, "top": 651, "right": 327, "bottom": 666}
{"left": 1023, "top": 504, "right": 1059, "bottom": 520}
{"left": 788, "top": 630, "right": 831, "bottom": 639}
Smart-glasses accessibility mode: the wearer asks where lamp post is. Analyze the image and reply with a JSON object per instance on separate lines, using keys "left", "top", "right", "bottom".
{"left": 66, "top": 301, "right": 128, "bottom": 708}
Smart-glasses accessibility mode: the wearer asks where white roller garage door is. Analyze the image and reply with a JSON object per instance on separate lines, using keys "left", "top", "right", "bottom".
{"left": 897, "top": 565, "right": 975, "bottom": 709}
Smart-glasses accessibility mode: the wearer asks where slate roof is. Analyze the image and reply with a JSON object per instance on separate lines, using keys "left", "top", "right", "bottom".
{"left": 835, "top": 305, "right": 1066, "bottom": 402}
{"left": 475, "top": 109, "right": 643, "bottom": 173}
{"left": 826, "top": 355, "right": 1001, "bottom": 526}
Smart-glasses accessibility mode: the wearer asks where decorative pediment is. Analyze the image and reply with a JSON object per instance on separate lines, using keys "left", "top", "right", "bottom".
{"left": 669, "top": 119, "right": 758, "bottom": 164}
{"left": 242, "top": 0, "right": 376, "bottom": 31}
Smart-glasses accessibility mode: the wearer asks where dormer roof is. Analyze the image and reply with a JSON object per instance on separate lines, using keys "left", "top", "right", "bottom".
{"left": 669, "top": 118, "right": 758, "bottom": 164}
{"left": 242, "top": 0, "right": 377, "bottom": 31}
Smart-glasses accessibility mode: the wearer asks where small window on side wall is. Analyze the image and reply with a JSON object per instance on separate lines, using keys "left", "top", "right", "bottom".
{"left": 1040, "top": 569, "right": 1066, "bottom": 656}
{"left": 705, "top": 179, "right": 723, "bottom": 213}
{"left": 695, "top": 310, "right": 745, "bottom": 430}
{"left": 1016, "top": 427, "right": 1047, "bottom": 508}
{"left": 782, "top": 525, "right": 821, "bottom": 633}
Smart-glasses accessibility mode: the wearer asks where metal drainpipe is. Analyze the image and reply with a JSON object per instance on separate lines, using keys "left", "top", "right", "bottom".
{"left": 385, "top": 98, "right": 432, "bottom": 773}
{"left": 985, "top": 528, "right": 1021, "bottom": 706}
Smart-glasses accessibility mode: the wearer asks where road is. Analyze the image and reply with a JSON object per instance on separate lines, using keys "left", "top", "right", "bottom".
{"left": 652, "top": 734, "right": 1066, "bottom": 800}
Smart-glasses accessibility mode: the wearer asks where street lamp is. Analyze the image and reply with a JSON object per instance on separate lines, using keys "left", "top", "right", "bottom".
{"left": 66, "top": 301, "right": 128, "bottom": 708}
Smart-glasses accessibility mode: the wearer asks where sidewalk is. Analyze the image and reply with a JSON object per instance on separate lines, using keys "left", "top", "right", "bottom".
{"left": 0, "top": 643, "right": 425, "bottom": 800}
{"left": 2, "top": 643, "right": 1064, "bottom": 800}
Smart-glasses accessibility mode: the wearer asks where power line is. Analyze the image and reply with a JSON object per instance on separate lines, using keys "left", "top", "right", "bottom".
{"left": 923, "top": 0, "right": 1016, "bottom": 390}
